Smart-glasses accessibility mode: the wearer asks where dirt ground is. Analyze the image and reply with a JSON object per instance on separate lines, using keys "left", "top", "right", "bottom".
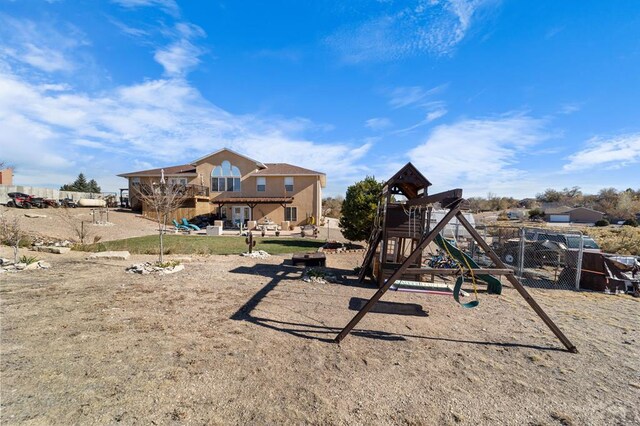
{"left": 0, "top": 206, "right": 160, "bottom": 243}
{"left": 1, "top": 246, "right": 638, "bottom": 425}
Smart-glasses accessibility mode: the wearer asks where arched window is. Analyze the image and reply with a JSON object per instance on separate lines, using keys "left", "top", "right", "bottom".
{"left": 211, "top": 160, "right": 241, "bottom": 192}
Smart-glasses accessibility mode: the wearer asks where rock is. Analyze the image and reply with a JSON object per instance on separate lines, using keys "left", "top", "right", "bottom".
{"left": 88, "top": 251, "right": 130, "bottom": 260}
{"left": 33, "top": 246, "right": 71, "bottom": 254}
{"left": 15, "top": 263, "right": 27, "bottom": 270}
{"left": 0, "top": 258, "right": 11, "bottom": 266}
{"left": 37, "top": 261, "right": 51, "bottom": 269}
{"left": 241, "top": 250, "right": 270, "bottom": 259}
{"left": 126, "top": 262, "right": 184, "bottom": 275}
{"left": 160, "top": 264, "right": 184, "bottom": 275}
{"left": 24, "top": 213, "right": 47, "bottom": 218}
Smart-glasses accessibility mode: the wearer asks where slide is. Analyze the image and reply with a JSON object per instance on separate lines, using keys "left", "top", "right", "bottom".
{"left": 435, "top": 234, "right": 502, "bottom": 295}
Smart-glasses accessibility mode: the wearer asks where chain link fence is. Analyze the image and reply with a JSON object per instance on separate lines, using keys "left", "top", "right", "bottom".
{"left": 472, "top": 225, "right": 585, "bottom": 290}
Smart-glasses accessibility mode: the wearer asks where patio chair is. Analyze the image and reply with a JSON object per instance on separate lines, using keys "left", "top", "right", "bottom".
{"left": 181, "top": 218, "right": 201, "bottom": 231}
{"left": 172, "top": 219, "right": 190, "bottom": 230}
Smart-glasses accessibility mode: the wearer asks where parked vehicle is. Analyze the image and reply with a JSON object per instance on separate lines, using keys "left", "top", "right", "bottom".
{"left": 525, "top": 230, "right": 600, "bottom": 251}
{"left": 59, "top": 198, "right": 77, "bottom": 208}
{"left": 495, "top": 240, "right": 566, "bottom": 267}
{"left": 28, "top": 197, "right": 47, "bottom": 208}
{"left": 43, "top": 199, "right": 60, "bottom": 208}
{"left": 6, "top": 192, "right": 33, "bottom": 209}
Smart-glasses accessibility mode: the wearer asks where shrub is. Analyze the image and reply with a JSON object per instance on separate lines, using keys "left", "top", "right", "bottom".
{"left": 19, "top": 255, "right": 39, "bottom": 265}
{"left": 528, "top": 208, "right": 545, "bottom": 220}
{"left": 339, "top": 176, "right": 384, "bottom": 242}
{"left": 622, "top": 218, "right": 638, "bottom": 227}
{"left": 594, "top": 219, "right": 610, "bottom": 227}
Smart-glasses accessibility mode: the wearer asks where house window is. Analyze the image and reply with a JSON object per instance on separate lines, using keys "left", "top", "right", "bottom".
{"left": 285, "top": 206, "right": 297, "bottom": 222}
{"left": 211, "top": 160, "right": 241, "bottom": 192}
{"left": 256, "top": 177, "right": 266, "bottom": 192}
{"left": 284, "top": 177, "right": 294, "bottom": 192}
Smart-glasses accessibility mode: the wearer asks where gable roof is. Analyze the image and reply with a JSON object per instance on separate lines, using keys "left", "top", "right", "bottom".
{"left": 117, "top": 150, "right": 326, "bottom": 187}
{"left": 383, "top": 162, "right": 431, "bottom": 199}
{"left": 251, "top": 163, "right": 324, "bottom": 176}
{"left": 190, "top": 148, "right": 266, "bottom": 168}
{"left": 544, "top": 206, "right": 605, "bottom": 215}
{"left": 252, "top": 163, "right": 326, "bottom": 187}
{"left": 543, "top": 206, "right": 572, "bottom": 215}
{"left": 117, "top": 164, "right": 196, "bottom": 178}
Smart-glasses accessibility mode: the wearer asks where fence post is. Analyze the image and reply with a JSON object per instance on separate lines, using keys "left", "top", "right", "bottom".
{"left": 575, "top": 231, "right": 584, "bottom": 290}
{"left": 518, "top": 227, "right": 526, "bottom": 277}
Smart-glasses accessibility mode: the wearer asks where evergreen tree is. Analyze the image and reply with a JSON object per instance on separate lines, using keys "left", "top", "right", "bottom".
{"left": 88, "top": 179, "right": 101, "bottom": 193}
{"left": 339, "top": 176, "right": 383, "bottom": 242}
{"left": 60, "top": 173, "right": 101, "bottom": 193}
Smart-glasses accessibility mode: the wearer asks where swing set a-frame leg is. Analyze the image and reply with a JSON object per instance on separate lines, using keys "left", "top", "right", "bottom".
{"left": 455, "top": 212, "right": 578, "bottom": 353}
{"left": 334, "top": 204, "right": 462, "bottom": 343}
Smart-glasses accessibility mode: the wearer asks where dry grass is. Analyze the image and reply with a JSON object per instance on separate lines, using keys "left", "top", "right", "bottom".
{"left": 1, "top": 248, "right": 638, "bottom": 425}
{"left": 583, "top": 226, "right": 640, "bottom": 255}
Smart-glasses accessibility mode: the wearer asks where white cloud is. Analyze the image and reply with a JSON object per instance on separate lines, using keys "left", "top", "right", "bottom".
{"left": 365, "top": 117, "right": 392, "bottom": 130}
{"left": 558, "top": 102, "right": 582, "bottom": 115}
{"left": 152, "top": 23, "right": 206, "bottom": 77}
{"left": 0, "top": 63, "right": 369, "bottom": 194}
{"left": 0, "top": 14, "right": 87, "bottom": 73}
{"left": 154, "top": 40, "right": 203, "bottom": 77}
{"left": 563, "top": 133, "right": 640, "bottom": 172}
{"left": 111, "top": 0, "right": 179, "bottom": 17}
{"left": 326, "top": 0, "right": 494, "bottom": 63}
{"left": 408, "top": 114, "right": 549, "bottom": 192}
{"left": 426, "top": 108, "right": 447, "bottom": 122}
{"left": 388, "top": 84, "right": 447, "bottom": 109}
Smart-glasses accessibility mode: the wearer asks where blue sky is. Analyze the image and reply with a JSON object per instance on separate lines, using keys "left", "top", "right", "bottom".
{"left": 1, "top": 0, "right": 639, "bottom": 198}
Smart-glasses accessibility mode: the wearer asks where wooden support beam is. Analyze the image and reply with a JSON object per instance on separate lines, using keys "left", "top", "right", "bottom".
{"left": 405, "top": 189, "right": 463, "bottom": 207}
{"left": 455, "top": 212, "right": 578, "bottom": 353}
{"left": 385, "top": 267, "right": 514, "bottom": 275}
{"left": 358, "top": 229, "right": 382, "bottom": 283}
{"left": 334, "top": 202, "right": 462, "bottom": 343}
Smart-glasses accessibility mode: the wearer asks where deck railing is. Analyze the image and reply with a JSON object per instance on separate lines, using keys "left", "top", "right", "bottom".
{"left": 183, "top": 184, "right": 209, "bottom": 197}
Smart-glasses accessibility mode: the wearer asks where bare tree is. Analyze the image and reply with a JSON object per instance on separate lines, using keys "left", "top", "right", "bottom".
{"left": 132, "top": 181, "right": 189, "bottom": 263}
{"left": 0, "top": 210, "right": 24, "bottom": 264}
{"left": 59, "top": 207, "right": 93, "bottom": 244}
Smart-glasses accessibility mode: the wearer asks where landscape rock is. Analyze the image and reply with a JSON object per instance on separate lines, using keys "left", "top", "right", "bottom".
{"left": 33, "top": 246, "right": 71, "bottom": 254}
{"left": 241, "top": 250, "right": 270, "bottom": 259}
{"left": 126, "top": 262, "right": 184, "bottom": 275}
{"left": 24, "top": 213, "right": 47, "bottom": 218}
{"left": 1, "top": 260, "right": 50, "bottom": 272}
{"left": 87, "top": 251, "right": 131, "bottom": 260}
{"left": 37, "top": 261, "right": 51, "bottom": 269}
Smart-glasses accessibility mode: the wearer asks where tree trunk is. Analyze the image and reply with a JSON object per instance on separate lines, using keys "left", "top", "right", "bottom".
{"left": 13, "top": 243, "right": 19, "bottom": 264}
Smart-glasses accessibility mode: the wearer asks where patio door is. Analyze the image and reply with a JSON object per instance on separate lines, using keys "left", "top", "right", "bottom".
{"left": 232, "top": 206, "right": 252, "bottom": 226}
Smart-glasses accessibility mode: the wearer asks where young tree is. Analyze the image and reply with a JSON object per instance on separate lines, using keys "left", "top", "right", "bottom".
{"left": 59, "top": 207, "right": 93, "bottom": 244}
{"left": 0, "top": 211, "right": 24, "bottom": 264}
{"left": 339, "top": 176, "right": 383, "bottom": 242}
{"left": 132, "top": 181, "right": 189, "bottom": 263}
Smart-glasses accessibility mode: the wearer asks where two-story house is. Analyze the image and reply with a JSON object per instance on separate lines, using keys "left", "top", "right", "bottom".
{"left": 118, "top": 148, "right": 326, "bottom": 226}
